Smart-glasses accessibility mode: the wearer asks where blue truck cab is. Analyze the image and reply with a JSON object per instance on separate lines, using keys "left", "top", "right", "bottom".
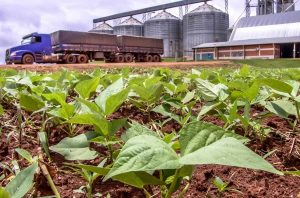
{"left": 5, "top": 33, "right": 52, "bottom": 64}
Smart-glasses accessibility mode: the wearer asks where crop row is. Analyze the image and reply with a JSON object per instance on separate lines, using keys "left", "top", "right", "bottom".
{"left": 0, "top": 66, "right": 299, "bottom": 198}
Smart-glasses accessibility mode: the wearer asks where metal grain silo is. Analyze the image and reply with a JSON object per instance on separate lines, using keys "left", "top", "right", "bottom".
{"left": 144, "top": 11, "right": 182, "bottom": 58}
{"left": 89, "top": 22, "right": 114, "bottom": 34}
{"left": 113, "top": 17, "right": 143, "bottom": 36}
{"left": 183, "top": 3, "right": 229, "bottom": 58}
{"left": 277, "top": 0, "right": 295, "bottom": 13}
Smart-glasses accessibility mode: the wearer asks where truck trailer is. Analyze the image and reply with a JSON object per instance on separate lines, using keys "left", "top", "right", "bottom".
{"left": 5, "top": 31, "right": 164, "bottom": 64}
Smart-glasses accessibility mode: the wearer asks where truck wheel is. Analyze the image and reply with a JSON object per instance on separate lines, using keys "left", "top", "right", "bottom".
{"left": 65, "top": 55, "right": 77, "bottom": 64}
{"left": 153, "top": 55, "right": 161, "bottom": 62}
{"left": 22, "top": 54, "right": 34, "bottom": 64}
{"left": 77, "top": 54, "right": 88, "bottom": 64}
{"left": 125, "top": 54, "right": 133, "bottom": 63}
{"left": 145, "top": 55, "right": 153, "bottom": 62}
{"left": 116, "top": 54, "right": 125, "bottom": 63}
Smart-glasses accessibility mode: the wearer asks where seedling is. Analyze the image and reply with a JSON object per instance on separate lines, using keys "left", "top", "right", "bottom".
{"left": 68, "top": 159, "right": 107, "bottom": 198}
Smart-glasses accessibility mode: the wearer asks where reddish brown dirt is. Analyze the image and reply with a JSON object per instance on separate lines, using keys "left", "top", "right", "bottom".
{"left": 0, "top": 61, "right": 236, "bottom": 72}
{"left": 1, "top": 101, "right": 300, "bottom": 198}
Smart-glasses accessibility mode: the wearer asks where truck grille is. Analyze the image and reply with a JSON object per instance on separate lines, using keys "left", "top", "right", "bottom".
{"left": 5, "top": 49, "right": 10, "bottom": 61}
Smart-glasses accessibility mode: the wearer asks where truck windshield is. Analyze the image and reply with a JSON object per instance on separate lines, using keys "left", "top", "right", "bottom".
{"left": 21, "top": 37, "right": 33, "bottom": 45}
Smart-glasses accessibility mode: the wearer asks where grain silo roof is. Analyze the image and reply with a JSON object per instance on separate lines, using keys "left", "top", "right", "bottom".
{"left": 189, "top": 3, "right": 223, "bottom": 13}
{"left": 119, "top": 17, "right": 143, "bottom": 26}
{"left": 93, "top": 23, "right": 113, "bottom": 31}
{"left": 147, "top": 11, "right": 179, "bottom": 21}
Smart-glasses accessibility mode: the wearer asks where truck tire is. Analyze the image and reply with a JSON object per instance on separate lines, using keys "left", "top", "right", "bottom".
{"left": 145, "top": 55, "right": 153, "bottom": 62}
{"left": 124, "top": 54, "right": 133, "bottom": 63}
{"left": 77, "top": 54, "right": 88, "bottom": 64}
{"left": 65, "top": 55, "right": 77, "bottom": 64}
{"left": 22, "top": 54, "right": 34, "bottom": 64}
{"left": 116, "top": 54, "right": 125, "bottom": 63}
{"left": 153, "top": 55, "right": 161, "bottom": 62}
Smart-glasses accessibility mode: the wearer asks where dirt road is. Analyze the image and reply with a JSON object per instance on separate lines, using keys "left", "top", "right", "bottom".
{"left": 0, "top": 61, "right": 237, "bottom": 72}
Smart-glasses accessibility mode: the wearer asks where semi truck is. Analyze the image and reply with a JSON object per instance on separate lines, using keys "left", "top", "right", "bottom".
{"left": 5, "top": 30, "right": 164, "bottom": 64}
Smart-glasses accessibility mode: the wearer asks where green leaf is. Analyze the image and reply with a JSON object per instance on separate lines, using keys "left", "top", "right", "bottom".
{"left": 75, "top": 77, "right": 100, "bottom": 99}
{"left": 67, "top": 114, "right": 106, "bottom": 133}
{"left": 42, "top": 92, "right": 66, "bottom": 106}
{"left": 180, "top": 121, "right": 248, "bottom": 156}
{"left": 182, "top": 91, "right": 195, "bottom": 104}
{"left": 38, "top": 132, "right": 51, "bottom": 159}
{"left": 196, "top": 79, "right": 228, "bottom": 101}
{"left": 152, "top": 104, "right": 181, "bottom": 124}
{"left": 105, "top": 135, "right": 181, "bottom": 180}
{"left": 67, "top": 164, "right": 164, "bottom": 188}
{"left": 212, "top": 177, "right": 229, "bottom": 192}
{"left": 95, "top": 78, "right": 124, "bottom": 110}
{"left": 245, "top": 82, "right": 260, "bottom": 102}
{"left": 108, "top": 119, "right": 127, "bottom": 136}
{"left": 179, "top": 137, "right": 282, "bottom": 175}
{"left": 284, "top": 171, "right": 300, "bottom": 177}
{"left": 90, "top": 136, "right": 120, "bottom": 147}
{"left": 76, "top": 98, "right": 101, "bottom": 114}
{"left": 66, "top": 163, "right": 109, "bottom": 175}
{"left": 239, "top": 65, "right": 250, "bottom": 77}
{"left": 48, "top": 104, "right": 75, "bottom": 120}
{"left": 287, "top": 80, "right": 300, "bottom": 98}
{"left": 68, "top": 114, "right": 126, "bottom": 136}
{"left": 103, "top": 89, "right": 129, "bottom": 116}
{"left": 113, "top": 172, "right": 165, "bottom": 189}
{"left": 264, "top": 100, "right": 297, "bottom": 119}
{"left": 121, "top": 121, "right": 159, "bottom": 142}
{"left": 144, "top": 77, "right": 162, "bottom": 88}
{"left": 0, "top": 104, "right": 4, "bottom": 116}
{"left": 0, "top": 187, "right": 10, "bottom": 198}
{"left": 131, "top": 84, "right": 163, "bottom": 103}
{"left": 198, "top": 102, "right": 222, "bottom": 117}
{"left": 50, "top": 132, "right": 98, "bottom": 161}
{"left": 6, "top": 162, "right": 38, "bottom": 198}
{"left": 258, "top": 79, "right": 293, "bottom": 95}
{"left": 228, "top": 101, "right": 238, "bottom": 123}
{"left": 15, "top": 149, "right": 33, "bottom": 163}
{"left": 19, "top": 93, "right": 45, "bottom": 112}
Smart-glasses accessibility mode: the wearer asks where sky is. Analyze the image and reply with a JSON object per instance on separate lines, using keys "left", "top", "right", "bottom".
{"left": 0, "top": 0, "right": 299, "bottom": 63}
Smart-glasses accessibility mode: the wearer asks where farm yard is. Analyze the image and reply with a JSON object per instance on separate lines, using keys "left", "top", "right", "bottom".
{"left": 0, "top": 63, "right": 300, "bottom": 198}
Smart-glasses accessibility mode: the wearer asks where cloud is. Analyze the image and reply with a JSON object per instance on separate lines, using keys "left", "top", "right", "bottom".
{"left": 0, "top": 0, "right": 299, "bottom": 64}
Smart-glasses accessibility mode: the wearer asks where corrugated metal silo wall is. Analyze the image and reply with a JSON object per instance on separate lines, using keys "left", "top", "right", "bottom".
{"left": 144, "top": 19, "right": 182, "bottom": 58}
{"left": 277, "top": 0, "right": 295, "bottom": 12}
{"left": 113, "top": 25, "right": 144, "bottom": 36}
{"left": 183, "top": 12, "right": 229, "bottom": 57}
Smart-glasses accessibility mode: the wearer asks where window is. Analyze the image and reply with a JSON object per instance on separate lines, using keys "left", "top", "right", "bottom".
{"left": 231, "top": 51, "right": 244, "bottom": 57}
{"left": 21, "top": 37, "right": 32, "bottom": 45}
{"left": 35, "top": 36, "right": 42, "bottom": 43}
{"left": 21, "top": 36, "right": 42, "bottom": 45}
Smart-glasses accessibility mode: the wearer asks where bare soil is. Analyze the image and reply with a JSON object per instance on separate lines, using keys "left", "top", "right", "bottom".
{"left": 0, "top": 101, "right": 299, "bottom": 198}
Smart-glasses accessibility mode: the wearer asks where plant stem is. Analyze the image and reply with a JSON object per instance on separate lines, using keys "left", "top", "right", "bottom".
{"left": 165, "top": 169, "right": 180, "bottom": 198}
{"left": 108, "top": 144, "right": 113, "bottom": 163}
{"left": 295, "top": 102, "right": 300, "bottom": 123}
{"left": 17, "top": 106, "right": 23, "bottom": 148}
{"left": 87, "top": 183, "right": 92, "bottom": 198}
{"left": 176, "top": 183, "right": 190, "bottom": 198}
{"left": 40, "top": 162, "right": 61, "bottom": 198}
{"left": 143, "top": 188, "right": 152, "bottom": 198}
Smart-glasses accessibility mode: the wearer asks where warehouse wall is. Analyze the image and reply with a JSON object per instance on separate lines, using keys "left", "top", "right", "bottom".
{"left": 195, "top": 44, "right": 280, "bottom": 60}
